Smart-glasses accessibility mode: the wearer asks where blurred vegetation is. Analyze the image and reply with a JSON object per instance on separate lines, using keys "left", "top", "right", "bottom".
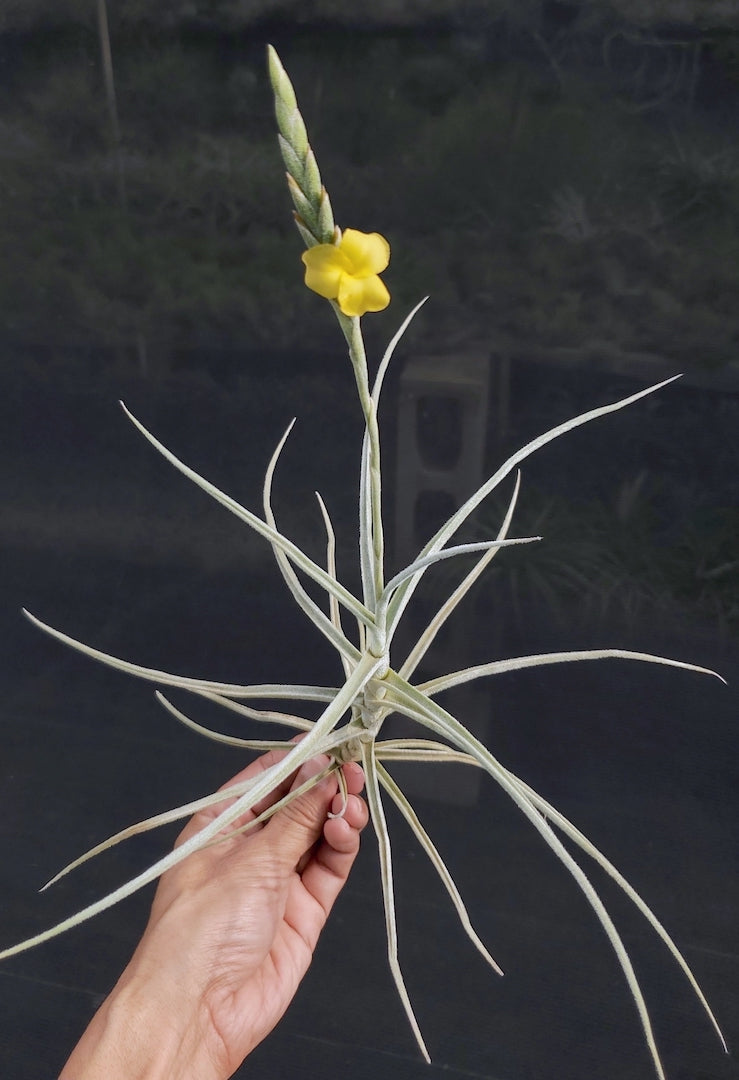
{"left": 1, "top": 10, "right": 738, "bottom": 374}
{"left": 463, "top": 369, "right": 739, "bottom": 637}
{"left": 3, "top": 0, "right": 739, "bottom": 33}
{"left": 472, "top": 477, "right": 739, "bottom": 638}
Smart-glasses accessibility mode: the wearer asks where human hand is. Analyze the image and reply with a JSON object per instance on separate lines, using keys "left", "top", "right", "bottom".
{"left": 59, "top": 748, "right": 368, "bottom": 1080}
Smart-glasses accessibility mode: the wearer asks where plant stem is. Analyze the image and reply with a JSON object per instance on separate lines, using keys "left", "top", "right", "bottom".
{"left": 335, "top": 307, "right": 385, "bottom": 623}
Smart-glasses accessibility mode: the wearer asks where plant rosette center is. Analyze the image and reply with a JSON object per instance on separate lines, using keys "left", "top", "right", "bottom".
{"left": 358, "top": 673, "right": 390, "bottom": 731}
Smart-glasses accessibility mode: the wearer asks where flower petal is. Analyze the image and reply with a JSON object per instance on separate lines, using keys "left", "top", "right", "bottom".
{"left": 301, "top": 244, "right": 351, "bottom": 300}
{"left": 337, "top": 273, "right": 391, "bottom": 317}
{"left": 340, "top": 229, "right": 390, "bottom": 277}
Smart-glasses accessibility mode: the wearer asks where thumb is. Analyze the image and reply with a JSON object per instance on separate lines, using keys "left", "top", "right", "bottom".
{"left": 264, "top": 756, "right": 338, "bottom": 870}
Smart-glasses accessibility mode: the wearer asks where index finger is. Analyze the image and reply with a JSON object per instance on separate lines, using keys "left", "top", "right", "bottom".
{"left": 175, "top": 743, "right": 304, "bottom": 846}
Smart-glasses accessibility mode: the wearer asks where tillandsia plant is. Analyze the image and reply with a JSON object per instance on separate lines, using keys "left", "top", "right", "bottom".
{"left": 0, "top": 45, "right": 729, "bottom": 1079}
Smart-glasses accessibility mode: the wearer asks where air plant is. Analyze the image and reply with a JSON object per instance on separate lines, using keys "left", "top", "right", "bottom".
{"left": 1, "top": 46, "right": 728, "bottom": 1080}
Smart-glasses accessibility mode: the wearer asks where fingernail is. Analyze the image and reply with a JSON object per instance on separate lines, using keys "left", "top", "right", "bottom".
{"left": 327, "top": 792, "right": 348, "bottom": 819}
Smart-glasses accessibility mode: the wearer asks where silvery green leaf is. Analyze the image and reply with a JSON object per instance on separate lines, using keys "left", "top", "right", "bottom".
{"left": 382, "top": 671, "right": 669, "bottom": 1080}
{"left": 23, "top": 609, "right": 338, "bottom": 705}
{"left": 379, "top": 535, "right": 539, "bottom": 606}
{"left": 386, "top": 377, "right": 681, "bottom": 637}
{"left": 182, "top": 687, "right": 316, "bottom": 730}
{"left": 361, "top": 740, "right": 431, "bottom": 1063}
{"left": 510, "top": 771, "right": 727, "bottom": 1051}
{"left": 120, "top": 402, "right": 375, "bottom": 631}
{"left": 155, "top": 691, "right": 294, "bottom": 750}
{"left": 262, "top": 420, "right": 359, "bottom": 663}
{"left": 419, "top": 649, "right": 726, "bottom": 696}
{"left": 378, "top": 761, "right": 503, "bottom": 976}
{"left": 400, "top": 471, "right": 521, "bottom": 680}
{"left": 315, "top": 491, "right": 356, "bottom": 682}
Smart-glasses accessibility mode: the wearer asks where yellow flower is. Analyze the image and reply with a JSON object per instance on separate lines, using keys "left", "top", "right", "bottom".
{"left": 301, "top": 229, "right": 390, "bottom": 317}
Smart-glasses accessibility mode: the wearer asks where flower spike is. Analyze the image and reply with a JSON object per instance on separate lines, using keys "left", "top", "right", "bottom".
{"left": 267, "top": 44, "right": 336, "bottom": 246}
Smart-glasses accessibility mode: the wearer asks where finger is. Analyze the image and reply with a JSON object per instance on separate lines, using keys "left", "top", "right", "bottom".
{"left": 262, "top": 755, "right": 338, "bottom": 871}
{"left": 323, "top": 792, "right": 368, "bottom": 853}
{"left": 340, "top": 760, "right": 365, "bottom": 797}
{"left": 247, "top": 734, "right": 339, "bottom": 824}
{"left": 175, "top": 746, "right": 299, "bottom": 846}
{"left": 296, "top": 793, "right": 368, "bottom": 931}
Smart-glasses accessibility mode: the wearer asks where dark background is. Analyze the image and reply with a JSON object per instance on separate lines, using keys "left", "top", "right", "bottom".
{"left": 1, "top": 2, "right": 737, "bottom": 1078}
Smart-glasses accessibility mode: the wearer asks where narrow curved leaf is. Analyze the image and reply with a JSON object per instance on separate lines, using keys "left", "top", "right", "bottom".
{"left": 379, "top": 536, "right": 540, "bottom": 605}
{"left": 263, "top": 421, "right": 359, "bottom": 663}
{"left": 399, "top": 471, "right": 521, "bottom": 681}
{"left": 155, "top": 691, "right": 295, "bottom": 750}
{"left": 120, "top": 402, "right": 375, "bottom": 630}
{"left": 361, "top": 739, "right": 431, "bottom": 1063}
{"left": 383, "top": 671, "right": 670, "bottom": 1080}
{"left": 23, "top": 609, "right": 337, "bottom": 704}
{"left": 420, "top": 648, "right": 725, "bottom": 696}
{"left": 387, "top": 377, "right": 681, "bottom": 637}
{"left": 510, "top": 771, "right": 727, "bottom": 1052}
{"left": 378, "top": 761, "right": 503, "bottom": 976}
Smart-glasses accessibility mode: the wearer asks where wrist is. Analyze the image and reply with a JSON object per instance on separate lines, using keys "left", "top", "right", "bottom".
{"left": 59, "top": 970, "right": 223, "bottom": 1080}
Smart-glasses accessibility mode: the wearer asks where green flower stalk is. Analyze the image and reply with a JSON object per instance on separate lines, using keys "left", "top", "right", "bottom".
{"left": 269, "top": 44, "right": 390, "bottom": 611}
{"left": 0, "top": 46, "right": 728, "bottom": 1080}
